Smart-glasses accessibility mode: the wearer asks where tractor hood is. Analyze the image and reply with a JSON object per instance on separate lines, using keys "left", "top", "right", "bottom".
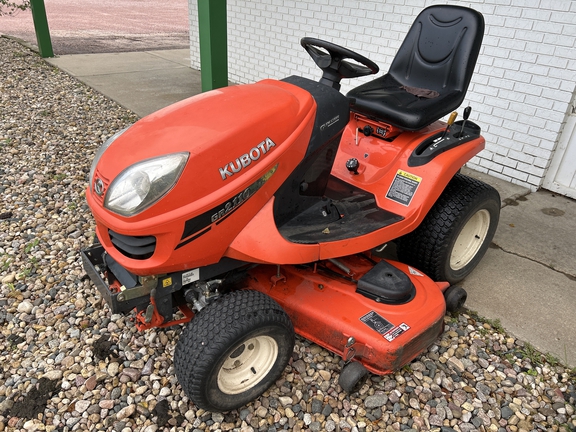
{"left": 89, "top": 79, "right": 315, "bottom": 223}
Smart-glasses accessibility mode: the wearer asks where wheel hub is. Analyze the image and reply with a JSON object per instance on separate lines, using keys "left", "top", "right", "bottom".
{"left": 217, "top": 335, "right": 278, "bottom": 395}
{"left": 450, "top": 209, "right": 491, "bottom": 271}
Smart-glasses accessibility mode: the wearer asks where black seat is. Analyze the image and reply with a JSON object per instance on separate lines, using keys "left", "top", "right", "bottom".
{"left": 347, "top": 5, "right": 484, "bottom": 131}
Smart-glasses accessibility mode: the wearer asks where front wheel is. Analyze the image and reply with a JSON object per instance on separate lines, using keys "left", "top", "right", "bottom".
{"left": 396, "top": 174, "right": 500, "bottom": 284}
{"left": 174, "top": 290, "right": 295, "bottom": 412}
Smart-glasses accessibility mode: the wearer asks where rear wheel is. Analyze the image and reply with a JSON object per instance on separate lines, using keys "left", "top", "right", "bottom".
{"left": 396, "top": 174, "right": 500, "bottom": 284}
{"left": 174, "top": 290, "right": 294, "bottom": 412}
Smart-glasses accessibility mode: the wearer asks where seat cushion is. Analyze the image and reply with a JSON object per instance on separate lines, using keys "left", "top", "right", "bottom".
{"left": 346, "top": 5, "right": 484, "bottom": 131}
{"left": 347, "top": 74, "right": 463, "bottom": 130}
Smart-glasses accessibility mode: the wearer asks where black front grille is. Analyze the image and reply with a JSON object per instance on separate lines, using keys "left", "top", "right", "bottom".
{"left": 109, "top": 230, "right": 156, "bottom": 260}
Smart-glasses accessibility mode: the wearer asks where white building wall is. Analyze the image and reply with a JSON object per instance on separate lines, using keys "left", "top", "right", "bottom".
{"left": 189, "top": 0, "right": 576, "bottom": 191}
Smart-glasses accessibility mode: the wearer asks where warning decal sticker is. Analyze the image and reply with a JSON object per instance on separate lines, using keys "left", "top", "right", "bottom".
{"left": 360, "top": 312, "right": 411, "bottom": 342}
{"left": 182, "top": 268, "right": 200, "bottom": 285}
{"left": 384, "top": 323, "right": 411, "bottom": 342}
{"left": 360, "top": 311, "right": 394, "bottom": 336}
{"left": 386, "top": 169, "right": 422, "bottom": 206}
{"left": 408, "top": 266, "right": 423, "bottom": 277}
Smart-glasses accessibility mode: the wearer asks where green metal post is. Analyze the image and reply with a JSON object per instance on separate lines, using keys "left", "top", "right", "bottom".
{"left": 197, "top": 0, "right": 228, "bottom": 91}
{"left": 30, "top": 0, "right": 54, "bottom": 58}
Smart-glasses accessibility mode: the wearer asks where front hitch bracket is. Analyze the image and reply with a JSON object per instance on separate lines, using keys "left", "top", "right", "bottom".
{"left": 81, "top": 244, "right": 194, "bottom": 327}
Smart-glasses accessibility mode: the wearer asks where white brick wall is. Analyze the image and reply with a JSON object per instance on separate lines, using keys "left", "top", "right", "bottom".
{"left": 189, "top": 0, "right": 576, "bottom": 191}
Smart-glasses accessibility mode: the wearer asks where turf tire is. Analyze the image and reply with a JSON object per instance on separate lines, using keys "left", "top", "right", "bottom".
{"left": 174, "top": 290, "right": 294, "bottom": 412}
{"left": 396, "top": 174, "right": 500, "bottom": 284}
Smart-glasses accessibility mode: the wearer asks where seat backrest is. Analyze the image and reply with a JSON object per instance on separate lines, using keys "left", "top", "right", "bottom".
{"left": 389, "top": 5, "right": 484, "bottom": 93}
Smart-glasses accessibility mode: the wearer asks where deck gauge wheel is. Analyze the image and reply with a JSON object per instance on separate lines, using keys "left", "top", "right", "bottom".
{"left": 339, "top": 361, "right": 369, "bottom": 393}
{"left": 444, "top": 286, "right": 468, "bottom": 312}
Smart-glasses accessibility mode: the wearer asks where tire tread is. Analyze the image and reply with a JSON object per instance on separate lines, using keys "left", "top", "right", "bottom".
{"left": 174, "top": 290, "right": 294, "bottom": 411}
{"left": 396, "top": 174, "right": 500, "bottom": 282}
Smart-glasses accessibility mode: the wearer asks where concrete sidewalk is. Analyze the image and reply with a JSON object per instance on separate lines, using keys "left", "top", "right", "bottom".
{"left": 47, "top": 49, "right": 200, "bottom": 116}
{"left": 46, "top": 50, "right": 576, "bottom": 368}
{"left": 459, "top": 169, "right": 576, "bottom": 368}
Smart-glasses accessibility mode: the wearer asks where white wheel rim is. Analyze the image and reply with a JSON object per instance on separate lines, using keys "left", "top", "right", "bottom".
{"left": 450, "top": 209, "right": 491, "bottom": 271}
{"left": 217, "top": 335, "right": 278, "bottom": 395}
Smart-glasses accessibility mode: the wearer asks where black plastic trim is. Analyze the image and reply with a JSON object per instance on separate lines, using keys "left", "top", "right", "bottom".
{"left": 109, "top": 230, "right": 156, "bottom": 259}
{"left": 356, "top": 260, "right": 416, "bottom": 304}
{"left": 408, "top": 120, "right": 481, "bottom": 167}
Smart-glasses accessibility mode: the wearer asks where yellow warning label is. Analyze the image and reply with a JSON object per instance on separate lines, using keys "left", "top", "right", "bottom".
{"left": 386, "top": 169, "right": 422, "bottom": 206}
{"left": 162, "top": 277, "right": 172, "bottom": 288}
{"left": 397, "top": 169, "right": 422, "bottom": 183}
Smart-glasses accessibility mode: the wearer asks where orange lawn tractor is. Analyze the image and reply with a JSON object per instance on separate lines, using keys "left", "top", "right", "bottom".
{"left": 82, "top": 5, "right": 499, "bottom": 412}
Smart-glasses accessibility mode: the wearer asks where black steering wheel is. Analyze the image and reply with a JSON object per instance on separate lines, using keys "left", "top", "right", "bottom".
{"left": 301, "top": 37, "right": 379, "bottom": 90}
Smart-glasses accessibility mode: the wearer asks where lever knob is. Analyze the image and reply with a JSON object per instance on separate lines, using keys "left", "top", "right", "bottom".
{"left": 457, "top": 106, "right": 472, "bottom": 138}
{"left": 346, "top": 158, "right": 359, "bottom": 175}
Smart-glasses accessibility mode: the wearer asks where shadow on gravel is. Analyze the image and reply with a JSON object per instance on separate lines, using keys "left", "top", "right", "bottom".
{"left": 93, "top": 334, "right": 118, "bottom": 360}
{"left": 49, "top": 35, "right": 189, "bottom": 55}
{"left": 2, "top": 33, "right": 189, "bottom": 55}
{"left": 152, "top": 399, "right": 170, "bottom": 427}
{"left": 6, "top": 378, "right": 60, "bottom": 420}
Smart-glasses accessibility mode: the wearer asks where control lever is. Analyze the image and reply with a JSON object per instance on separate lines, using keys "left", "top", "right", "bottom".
{"left": 433, "top": 111, "right": 457, "bottom": 144}
{"left": 458, "top": 106, "right": 472, "bottom": 139}
{"left": 355, "top": 125, "right": 373, "bottom": 145}
{"left": 442, "top": 111, "right": 458, "bottom": 140}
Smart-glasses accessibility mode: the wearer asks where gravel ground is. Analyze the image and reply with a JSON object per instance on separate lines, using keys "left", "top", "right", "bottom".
{"left": 1, "top": 37, "right": 575, "bottom": 432}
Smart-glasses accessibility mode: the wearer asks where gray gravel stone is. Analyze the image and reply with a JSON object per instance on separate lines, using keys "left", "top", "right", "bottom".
{"left": 311, "top": 398, "right": 322, "bottom": 414}
{"left": 292, "top": 359, "right": 306, "bottom": 375}
{"left": 501, "top": 405, "right": 514, "bottom": 419}
{"left": 364, "top": 393, "right": 388, "bottom": 408}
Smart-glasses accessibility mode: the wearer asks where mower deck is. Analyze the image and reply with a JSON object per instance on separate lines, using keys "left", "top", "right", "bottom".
{"left": 247, "top": 255, "right": 448, "bottom": 375}
{"left": 84, "top": 242, "right": 448, "bottom": 375}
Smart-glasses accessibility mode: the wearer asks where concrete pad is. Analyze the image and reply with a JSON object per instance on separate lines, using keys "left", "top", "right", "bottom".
{"left": 461, "top": 166, "right": 530, "bottom": 205}
{"left": 46, "top": 49, "right": 201, "bottom": 117}
{"left": 495, "top": 190, "right": 576, "bottom": 278}
{"left": 461, "top": 246, "right": 576, "bottom": 367}
{"left": 79, "top": 68, "right": 202, "bottom": 117}
{"left": 460, "top": 168, "right": 576, "bottom": 366}
{"left": 47, "top": 51, "right": 186, "bottom": 76}
{"left": 149, "top": 49, "right": 192, "bottom": 67}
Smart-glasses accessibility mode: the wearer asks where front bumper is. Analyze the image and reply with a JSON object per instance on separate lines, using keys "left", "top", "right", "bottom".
{"left": 81, "top": 244, "right": 155, "bottom": 314}
{"left": 81, "top": 243, "right": 244, "bottom": 325}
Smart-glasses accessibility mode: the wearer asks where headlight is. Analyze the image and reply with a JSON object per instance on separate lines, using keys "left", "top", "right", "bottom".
{"left": 104, "top": 152, "right": 189, "bottom": 217}
{"left": 89, "top": 127, "right": 130, "bottom": 193}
